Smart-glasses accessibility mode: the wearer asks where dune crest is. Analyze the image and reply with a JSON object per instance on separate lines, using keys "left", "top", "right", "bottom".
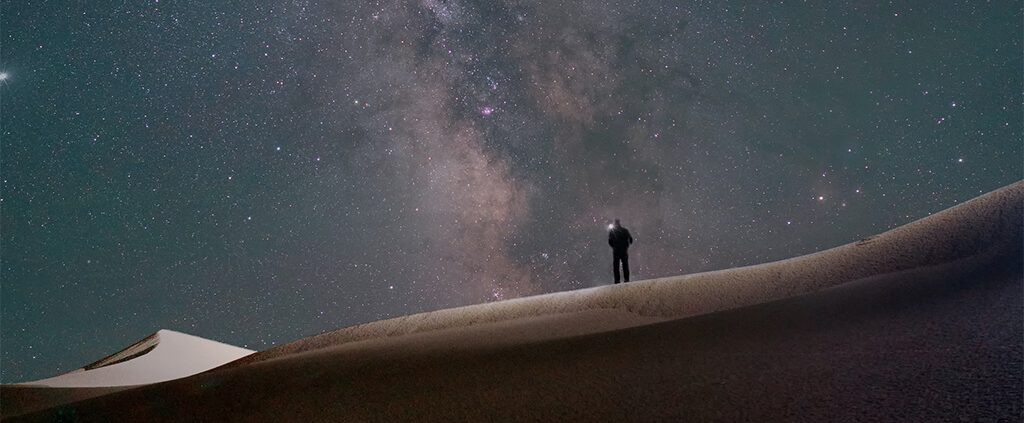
{"left": 229, "top": 182, "right": 1022, "bottom": 367}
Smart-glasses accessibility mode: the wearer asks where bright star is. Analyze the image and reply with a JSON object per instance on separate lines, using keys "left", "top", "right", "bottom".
{"left": 0, "top": 72, "right": 8, "bottom": 82}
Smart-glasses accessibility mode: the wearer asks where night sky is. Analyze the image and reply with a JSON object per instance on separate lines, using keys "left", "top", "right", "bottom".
{"left": 2, "top": 1, "right": 1020, "bottom": 383}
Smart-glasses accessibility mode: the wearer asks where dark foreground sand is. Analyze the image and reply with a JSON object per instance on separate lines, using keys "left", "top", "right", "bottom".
{"left": 3, "top": 182, "right": 1021, "bottom": 421}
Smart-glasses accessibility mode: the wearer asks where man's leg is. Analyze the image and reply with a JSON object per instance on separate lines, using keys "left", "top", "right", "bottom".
{"left": 622, "top": 253, "right": 630, "bottom": 282}
{"left": 612, "top": 254, "right": 621, "bottom": 284}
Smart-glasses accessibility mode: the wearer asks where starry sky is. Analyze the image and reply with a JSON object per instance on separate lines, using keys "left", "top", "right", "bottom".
{"left": 2, "top": 1, "right": 1020, "bottom": 383}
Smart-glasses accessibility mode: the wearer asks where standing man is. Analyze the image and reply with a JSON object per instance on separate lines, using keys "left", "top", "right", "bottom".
{"left": 608, "top": 219, "right": 633, "bottom": 284}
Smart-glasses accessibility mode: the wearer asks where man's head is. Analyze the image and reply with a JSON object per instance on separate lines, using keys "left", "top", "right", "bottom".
{"left": 614, "top": 219, "right": 621, "bottom": 227}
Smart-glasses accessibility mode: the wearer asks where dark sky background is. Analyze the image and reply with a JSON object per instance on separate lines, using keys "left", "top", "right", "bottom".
{"left": 2, "top": 1, "right": 1020, "bottom": 383}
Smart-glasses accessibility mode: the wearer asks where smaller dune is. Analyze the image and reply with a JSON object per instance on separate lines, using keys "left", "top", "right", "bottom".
{"left": 15, "top": 329, "right": 254, "bottom": 389}
{"left": 2, "top": 330, "right": 254, "bottom": 418}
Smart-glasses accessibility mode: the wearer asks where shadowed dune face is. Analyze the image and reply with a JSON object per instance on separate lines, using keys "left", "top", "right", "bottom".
{"left": 3, "top": 182, "right": 1022, "bottom": 421}
{"left": 82, "top": 333, "right": 160, "bottom": 371}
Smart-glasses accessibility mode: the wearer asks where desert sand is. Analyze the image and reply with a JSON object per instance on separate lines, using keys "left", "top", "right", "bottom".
{"left": 2, "top": 181, "right": 1021, "bottom": 421}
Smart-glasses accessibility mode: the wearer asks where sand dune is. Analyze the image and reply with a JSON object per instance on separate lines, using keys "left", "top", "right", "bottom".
{"left": 2, "top": 182, "right": 1020, "bottom": 421}
{"left": 15, "top": 330, "right": 253, "bottom": 389}
{"left": 1, "top": 330, "right": 252, "bottom": 418}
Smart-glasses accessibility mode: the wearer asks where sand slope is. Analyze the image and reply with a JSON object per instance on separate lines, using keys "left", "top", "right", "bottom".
{"left": 228, "top": 180, "right": 1023, "bottom": 368}
{"left": 3, "top": 182, "right": 1021, "bottom": 421}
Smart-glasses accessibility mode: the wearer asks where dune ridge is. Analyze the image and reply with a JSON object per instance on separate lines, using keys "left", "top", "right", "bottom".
{"left": 229, "top": 181, "right": 1022, "bottom": 367}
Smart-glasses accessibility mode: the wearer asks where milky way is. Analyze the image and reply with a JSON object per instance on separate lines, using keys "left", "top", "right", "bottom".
{"left": 2, "top": 1, "right": 1020, "bottom": 381}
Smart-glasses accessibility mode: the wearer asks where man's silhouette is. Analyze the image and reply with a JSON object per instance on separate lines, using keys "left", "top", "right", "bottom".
{"left": 608, "top": 219, "right": 633, "bottom": 284}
